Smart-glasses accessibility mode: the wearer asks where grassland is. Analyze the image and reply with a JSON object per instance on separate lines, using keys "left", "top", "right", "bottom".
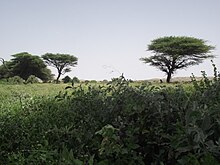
{"left": 0, "top": 76, "right": 220, "bottom": 164}
{"left": 0, "top": 83, "right": 67, "bottom": 114}
{"left": 0, "top": 83, "right": 66, "bottom": 99}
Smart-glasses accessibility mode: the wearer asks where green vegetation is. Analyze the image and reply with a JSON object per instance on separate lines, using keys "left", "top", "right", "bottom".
{"left": 0, "top": 36, "right": 214, "bottom": 84}
{"left": 0, "top": 52, "right": 53, "bottom": 81}
{"left": 140, "top": 36, "right": 214, "bottom": 83}
{"left": 62, "top": 76, "right": 71, "bottom": 83}
{"left": 0, "top": 67, "right": 220, "bottom": 164}
{"left": 72, "top": 76, "right": 80, "bottom": 83}
{"left": 42, "top": 53, "right": 78, "bottom": 83}
{"left": 0, "top": 52, "right": 78, "bottom": 84}
{"left": 0, "top": 36, "right": 219, "bottom": 164}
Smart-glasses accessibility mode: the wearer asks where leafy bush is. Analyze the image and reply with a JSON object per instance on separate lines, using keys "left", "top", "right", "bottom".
{"left": 26, "top": 75, "right": 39, "bottom": 84}
{"left": 8, "top": 76, "right": 24, "bottom": 84}
{"left": 102, "top": 79, "right": 108, "bottom": 84}
{"left": 90, "top": 80, "right": 97, "bottom": 83}
{"left": 0, "top": 67, "right": 220, "bottom": 164}
{"left": 72, "top": 76, "right": 80, "bottom": 83}
{"left": 0, "top": 78, "right": 8, "bottom": 84}
{"left": 62, "top": 76, "right": 72, "bottom": 83}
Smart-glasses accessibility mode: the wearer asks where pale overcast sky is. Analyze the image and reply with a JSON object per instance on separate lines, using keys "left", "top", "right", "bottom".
{"left": 0, "top": 0, "right": 219, "bottom": 80}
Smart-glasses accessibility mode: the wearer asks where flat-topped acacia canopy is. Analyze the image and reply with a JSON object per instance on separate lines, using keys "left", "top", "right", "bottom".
{"left": 140, "top": 36, "right": 215, "bottom": 83}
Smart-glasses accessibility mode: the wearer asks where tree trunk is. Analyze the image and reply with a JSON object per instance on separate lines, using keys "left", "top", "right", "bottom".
{"left": 56, "top": 72, "right": 61, "bottom": 83}
{"left": 166, "top": 71, "right": 172, "bottom": 83}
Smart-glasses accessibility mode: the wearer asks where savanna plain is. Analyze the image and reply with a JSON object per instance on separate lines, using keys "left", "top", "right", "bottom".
{"left": 0, "top": 71, "right": 220, "bottom": 165}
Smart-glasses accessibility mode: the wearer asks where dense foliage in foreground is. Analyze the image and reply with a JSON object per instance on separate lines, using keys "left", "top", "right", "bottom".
{"left": 0, "top": 72, "right": 220, "bottom": 164}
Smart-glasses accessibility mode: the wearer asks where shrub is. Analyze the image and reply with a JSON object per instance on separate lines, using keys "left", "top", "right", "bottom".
{"left": 72, "top": 76, "right": 80, "bottom": 83}
{"left": 26, "top": 75, "right": 39, "bottom": 84}
{"left": 0, "top": 78, "right": 8, "bottom": 84}
{"left": 102, "top": 79, "right": 108, "bottom": 83}
{"left": 62, "top": 76, "right": 71, "bottom": 83}
{"left": 1, "top": 67, "right": 220, "bottom": 164}
{"left": 90, "top": 80, "right": 97, "bottom": 83}
{"left": 8, "top": 76, "right": 24, "bottom": 84}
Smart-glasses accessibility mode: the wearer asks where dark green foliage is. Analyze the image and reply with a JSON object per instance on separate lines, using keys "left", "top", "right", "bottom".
{"left": 90, "top": 80, "right": 97, "bottom": 83}
{"left": 0, "top": 58, "right": 11, "bottom": 78}
{"left": 42, "top": 53, "right": 78, "bottom": 83}
{"left": 10, "top": 52, "right": 53, "bottom": 81}
{"left": 0, "top": 69, "right": 220, "bottom": 164}
{"left": 72, "top": 76, "right": 80, "bottom": 83}
{"left": 0, "top": 52, "right": 53, "bottom": 81}
{"left": 140, "top": 36, "right": 215, "bottom": 83}
{"left": 0, "top": 65, "right": 9, "bottom": 79}
{"left": 62, "top": 76, "right": 72, "bottom": 83}
{"left": 102, "top": 79, "right": 108, "bottom": 84}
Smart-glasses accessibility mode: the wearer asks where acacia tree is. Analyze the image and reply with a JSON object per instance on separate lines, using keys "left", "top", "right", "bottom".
{"left": 0, "top": 58, "right": 7, "bottom": 69}
{"left": 0, "top": 58, "right": 11, "bottom": 79}
{"left": 140, "top": 36, "right": 215, "bottom": 83}
{"left": 42, "top": 53, "right": 78, "bottom": 83}
{"left": 1, "top": 53, "right": 53, "bottom": 81}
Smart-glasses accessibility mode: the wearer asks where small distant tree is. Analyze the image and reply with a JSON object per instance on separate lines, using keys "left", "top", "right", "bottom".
{"left": 90, "top": 80, "right": 97, "bottom": 83}
{"left": 62, "top": 76, "right": 71, "bottom": 83}
{"left": 72, "top": 76, "right": 80, "bottom": 83}
{"left": 42, "top": 53, "right": 78, "bottom": 83}
{"left": 102, "top": 79, "right": 108, "bottom": 84}
{"left": 140, "top": 36, "right": 215, "bottom": 83}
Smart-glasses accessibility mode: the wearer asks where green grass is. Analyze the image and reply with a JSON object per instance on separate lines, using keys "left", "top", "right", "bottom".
{"left": 0, "top": 79, "right": 192, "bottom": 99}
{"left": 0, "top": 83, "right": 68, "bottom": 115}
{"left": 0, "top": 81, "right": 193, "bottom": 114}
{"left": 0, "top": 77, "right": 219, "bottom": 164}
{"left": 0, "top": 83, "right": 66, "bottom": 98}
